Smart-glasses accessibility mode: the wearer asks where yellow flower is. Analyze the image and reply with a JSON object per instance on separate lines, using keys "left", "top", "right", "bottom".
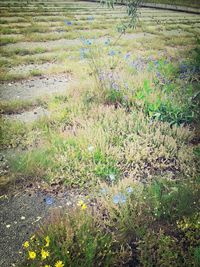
{"left": 77, "top": 200, "right": 84, "bottom": 206}
{"left": 28, "top": 251, "right": 36, "bottom": 260}
{"left": 41, "top": 248, "right": 49, "bottom": 260}
{"left": 55, "top": 260, "right": 64, "bottom": 267}
{"left": 45, "top": 236, "right": 50, "bottom": 247}
{"left": 44, "top": 265, "right": 51, "bottom": 267}
{"left": 23, "top": 241, "right": 29, "bottom": 249}
{"left": 81, "top": 203, "right": 87, "bottom": 210}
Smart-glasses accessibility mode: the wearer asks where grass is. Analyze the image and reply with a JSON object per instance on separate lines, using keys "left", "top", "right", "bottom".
{"left": 0, "top": 1, "right": 200, "bottom": 266}
{"left": 144, "top": 0, "right": 200, "bottom": 8}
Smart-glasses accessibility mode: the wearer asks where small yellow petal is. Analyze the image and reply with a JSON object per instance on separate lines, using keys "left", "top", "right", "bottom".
{"left": 81, "top": 204, "right": 87, "bottom": 210}
{"left": 55, "top": 260, "right": 64, "bottom": 267}
{"left": 41, "top": 248, "right": 49, "bottom": 260}
{"left": 23, "top": 241, "right": 29, "bottom": 248}
{"left": 77, "top": 200, "right": 84, "bottom": 206}
{"left": 28, "top": 251, "right": 36, "bottom": 260}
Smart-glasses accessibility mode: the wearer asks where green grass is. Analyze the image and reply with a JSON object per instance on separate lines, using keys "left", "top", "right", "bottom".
{"left": 144, "top": 0, "right": 200, "bottom": 8}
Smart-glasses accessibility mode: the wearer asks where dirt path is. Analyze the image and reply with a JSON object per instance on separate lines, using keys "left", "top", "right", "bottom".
{"left": 0, "top": 74, "right": 72, "bottom": 100}
{"left": 0, "top": 187, "right": 82, "bottom": 267}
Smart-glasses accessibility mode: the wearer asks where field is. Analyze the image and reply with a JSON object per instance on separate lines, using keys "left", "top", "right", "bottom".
{"left": 144, "top": 0, "right": 200, "bottom": 8}
{"left": 0, "top": 0, "right": 200, "bottom": 266}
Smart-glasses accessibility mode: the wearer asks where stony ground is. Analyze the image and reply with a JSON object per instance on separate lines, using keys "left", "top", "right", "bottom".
{"left": 0, "top": 184, "right": 83, "bottom": 267}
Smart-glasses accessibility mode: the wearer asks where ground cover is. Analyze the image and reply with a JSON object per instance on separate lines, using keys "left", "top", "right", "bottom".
{"left": 0, "top": 0, "right": 200, "bottom": 266}
{"left": 144, "top": 0, "right": 200, "bottom": 8}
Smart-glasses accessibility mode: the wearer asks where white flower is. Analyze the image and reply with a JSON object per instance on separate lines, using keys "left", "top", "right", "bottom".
{"left": 109, "top": 174, "right": 115, "bottom": 181}
{"left": 88, "top": 145, "right": 94, "bottom": 152}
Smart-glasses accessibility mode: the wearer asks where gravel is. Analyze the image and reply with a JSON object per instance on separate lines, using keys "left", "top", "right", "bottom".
{"left": 0, "top": 74, "right": 71, "bottom": 100}
{"left": 0, "top": 188, "right": 81, "bottom": 267}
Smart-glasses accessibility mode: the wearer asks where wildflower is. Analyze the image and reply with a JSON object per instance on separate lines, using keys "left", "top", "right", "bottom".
{"left": 100, "top": 188, "right": 108, "bottom": 195}
{"left": 113, "top": 193, "right": 126, "bottom": 204}
{"left": 109, "top": 173, "right": 115, "bottom": 182}
{"left": 124, "top": 83, "right": 129, "bottom": 89}
{"left": 87, "top": 15, "right": 94, "bottom": 21}
{"left": 64, "top": 20, "right": 72, "bottom": 26}
{"left": 45, "top": 236, "right": 50, "bottom": 247}
{"left": 104, "top": 38, "right": 110, "bottom": 45}
{"left": 108, "top": 50, "right": 115, "bottom": 56}
{"left": 28, "top": 251, "right": 36, "bottom": 260}
{"left": 124, "top": 52, "right": 131, "bottom": 60}
{"left": 45, "top": 265, "right": 51, "bottom": 267}
{"left": 88, "top": 145, "right": 94, "bottom": 152}
{"left": 41, "top": 248, "right": 49, "bottom": 260}
{"left": 80, "top": 48, "right": 89, "bottom": 60}
{"left": 23, "top": 241, "right": 29, "bottom": 249}
{"left": 81, "top": 203, "right": 87, "bottom": 210}
{"left": 85, "top": 39, "right": 92, "bottom": 46}
{"left": 126, "top": 187, "right": 133, "bottom": 194}
{"left": 77, "top": 200, "right": 84, "bottom": 206}
{"left": 111, "top": 82, "right": 119, "bottom": 91}
{"left": 45, "top": 196, "right": 54, "bottom": 205}
{"left": 77, "top": 200, "right": 87, "bottom": 210}
{"left": 55, "top": 260, "right": 64, "bottom": 267}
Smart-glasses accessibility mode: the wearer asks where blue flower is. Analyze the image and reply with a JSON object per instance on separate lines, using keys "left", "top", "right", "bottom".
{"left": 108, "top": 50, "right": 115, "bottom": 56}
{"left": 124, "top": 53, "right": 131, "bottom": 60}
{"left": 45, "top": 196, "right": 54, "bottom": 205}
{"left": 156, "top": 72, "right": 161, "bottom": 78}
{"left": 113, "top": 195, "right": 120, "bottom": 204}
{"left": 113, "top": 193, "right": 126, "bottom": 204}
{"left": 104, "top": 38, "right": 110, "bottom": 45}
{"left": 80, "top": 47, "right": 89, "bottom": 59}
{"left": 64, "top": 20, "right": 72, "bottom": 26}
{"left": 86, "top": 39, "right": 92, "bottom": 46}
{"left": 100, "top": 188, "right": 108, "bottom": 195}
{"left": 87, "top": 16, "right": 94, "bottom": 21}
{"left": 126, "top": 186, "right": 133, "bottom": 194}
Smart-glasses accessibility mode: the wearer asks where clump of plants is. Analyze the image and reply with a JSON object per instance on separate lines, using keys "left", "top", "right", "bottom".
{"left": 19, "top": 177, "right": 200, "bottom": 266}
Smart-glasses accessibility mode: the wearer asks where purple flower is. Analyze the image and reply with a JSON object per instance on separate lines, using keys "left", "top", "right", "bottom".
{"left": 64, "top": 20, "right": 72, "bottom": 26}
{"left": 111, "top": 82, "right": 119, "bottom": 91}
{"left": 124, "top": 53, "right": 131, "bottom": 60}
